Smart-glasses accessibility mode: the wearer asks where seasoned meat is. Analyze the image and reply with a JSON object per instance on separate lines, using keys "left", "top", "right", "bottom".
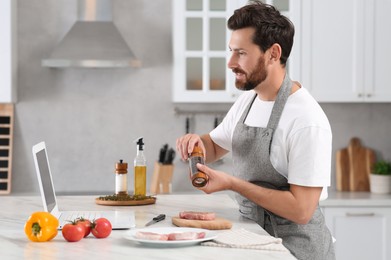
{"left": 168, "top": 231, "right": 206, "bottom": 240}
{"left": 135, "top": 231, "right": 206, "bottom": 241}
{"left": 135, "top": 231, "right": 169, "bottom": 240}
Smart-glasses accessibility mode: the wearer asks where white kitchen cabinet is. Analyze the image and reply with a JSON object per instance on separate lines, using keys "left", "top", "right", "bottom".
{"left": 172, "top": 0, "right": 245, "bottom": 103}
{"left": 172, "top": 0, "right": 303, "bottom": 103}
{"left": 0, "top": 0, "right": 17, "bottom": 103}
{"left": 323, "top": 207, "right": 391, "bottom": 260}
{"left": 290, "top": 0, "right": 391, "bottom": 102}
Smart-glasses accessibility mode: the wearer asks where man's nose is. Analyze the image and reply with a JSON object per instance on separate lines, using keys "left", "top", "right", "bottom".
{"left": 227, "top": 54, "right": 237, "bottom": 69}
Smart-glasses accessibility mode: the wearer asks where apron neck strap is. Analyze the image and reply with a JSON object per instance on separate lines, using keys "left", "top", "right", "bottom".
{"left": 266, "top": 73, "right": 292, "bottom": 130}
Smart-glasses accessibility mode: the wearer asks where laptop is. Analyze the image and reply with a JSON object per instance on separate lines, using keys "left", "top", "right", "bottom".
{"left": 32, "top": 141, "right": 135, "bottom": 230}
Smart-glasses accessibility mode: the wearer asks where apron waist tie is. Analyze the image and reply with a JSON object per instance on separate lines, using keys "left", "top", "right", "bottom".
{"left": 256, "top": 206, "right": 279, "bottom": 238}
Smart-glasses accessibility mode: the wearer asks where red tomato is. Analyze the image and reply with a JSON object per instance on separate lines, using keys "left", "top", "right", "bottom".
{"left": 76, "top": 218, "right": 91, "bottom": 237}
{"left": 62, "top": 222, "right": 85, "bottom": 242}
{"left": 91, "top": 218, "right": 112, "bottom": 238}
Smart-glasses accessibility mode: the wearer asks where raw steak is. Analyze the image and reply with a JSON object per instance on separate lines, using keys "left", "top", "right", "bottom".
{"left": 135, "top": 231, "right": 206, "bottom": 241}
{"left": 168, "top": 231, "right": 206, "bottom": 240}
{"left": 135, "top": 231, "right": 169, "bottom": 241}
{"left": 179, "top": 211, "right": 216, "bottom": 220}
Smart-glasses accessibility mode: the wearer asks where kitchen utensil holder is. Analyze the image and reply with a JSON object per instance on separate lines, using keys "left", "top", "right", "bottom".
{"left": 150, "top": 162, "right": 174, "bottom": 194}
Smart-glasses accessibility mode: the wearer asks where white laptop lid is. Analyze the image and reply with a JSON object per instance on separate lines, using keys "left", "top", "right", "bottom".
{"left": 32, "top": 141, "right": 135, "bottom": 229}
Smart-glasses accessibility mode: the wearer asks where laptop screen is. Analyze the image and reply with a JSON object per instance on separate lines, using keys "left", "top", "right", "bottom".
{"left": 36, "top": 148, "right": 56, "bottom": 212}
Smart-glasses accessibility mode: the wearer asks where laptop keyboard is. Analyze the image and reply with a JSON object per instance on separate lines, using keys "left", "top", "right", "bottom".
{"left": 58, "top": 211, "right": 102, "bottom": 228}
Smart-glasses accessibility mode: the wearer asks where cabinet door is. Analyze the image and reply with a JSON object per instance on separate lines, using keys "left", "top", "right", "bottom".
{"left": 172, "top": 0, "right": 244, "bottom": 103}
{"left": 365, "top": 0, "right": 391, "bottom": 101}
{"left": 295, "top": 0, "right": 365, "bottom": 102}
{"left": 323, "top": 207, "right": 391, "bottom": 260}
{"left": 0, "top": 0, "right": 16, "bottom": 103}
{"left": 173, "top": 0, "right": 301, "bottom": 103}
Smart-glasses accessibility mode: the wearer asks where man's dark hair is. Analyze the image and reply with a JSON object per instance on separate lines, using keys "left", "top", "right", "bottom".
{"left": 227, "top": 1, "right": 294, "bottom": 66}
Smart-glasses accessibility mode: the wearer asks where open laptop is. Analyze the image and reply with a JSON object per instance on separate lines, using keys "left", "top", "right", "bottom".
{"left": 32, "top": 141, "right": 135, "bottom": 230}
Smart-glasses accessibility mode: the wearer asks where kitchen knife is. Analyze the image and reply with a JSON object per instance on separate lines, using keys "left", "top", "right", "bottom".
{"left": 145, "top": 214, "right": 166, "bottom": 226}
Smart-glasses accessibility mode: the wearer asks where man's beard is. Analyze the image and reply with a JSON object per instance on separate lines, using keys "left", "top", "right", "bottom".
{"left": 234, "top": 57, "right": 267, "bottom": 91}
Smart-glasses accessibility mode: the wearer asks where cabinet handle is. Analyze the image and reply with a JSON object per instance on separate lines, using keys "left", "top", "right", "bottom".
{"left": 346, "top": 212, "right": 375, "bottom": 217}
{"left": 357, "top": 93, "right": 363, "bottom": 97}
{"left": 366, "top": 93, "right": 372, "bottom": 98}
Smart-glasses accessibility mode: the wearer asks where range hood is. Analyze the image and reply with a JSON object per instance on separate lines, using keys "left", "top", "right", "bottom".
{"left": 42, "top": 0, "right": 141, "bottom": 68}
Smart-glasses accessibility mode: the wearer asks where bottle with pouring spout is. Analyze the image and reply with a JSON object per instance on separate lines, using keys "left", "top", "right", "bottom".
{"left": 188, "top": 145, "right": 208, "bottom": 187}
{"left": 134, "top": 137, "right": 147, "bottom": 196}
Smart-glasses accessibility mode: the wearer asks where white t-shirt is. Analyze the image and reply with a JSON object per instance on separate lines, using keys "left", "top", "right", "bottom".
{"left": 210, "top": 87, "right": 332, "bottom": 200}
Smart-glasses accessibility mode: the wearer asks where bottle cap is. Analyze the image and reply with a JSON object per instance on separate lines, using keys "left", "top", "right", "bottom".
{"left": 115, "top": 159, "right": 128, "bottom": 174}
{"left": 134, "top": 137, "right": 145, "bottom": 151}
{"left": 190, "top": 145, "right": 203, "bottom": 157}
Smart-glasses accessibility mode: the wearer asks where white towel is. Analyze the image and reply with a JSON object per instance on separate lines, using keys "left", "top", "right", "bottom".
{"left": 201, "top": 228, "right": 289, "bottom": 252}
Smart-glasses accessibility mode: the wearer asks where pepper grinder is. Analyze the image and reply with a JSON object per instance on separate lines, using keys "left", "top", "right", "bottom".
{"left": 188, "top": 145, "right": 208, "bottom": 187}
{"left": 115, "top": 159, "right": 128, "bottom": 196}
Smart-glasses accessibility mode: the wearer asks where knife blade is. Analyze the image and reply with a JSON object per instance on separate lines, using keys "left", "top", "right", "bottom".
{"left": 145, "top": 214, "right": 166, "bottom": 226}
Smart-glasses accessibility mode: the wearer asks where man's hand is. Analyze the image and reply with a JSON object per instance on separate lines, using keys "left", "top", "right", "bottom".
{"left": 195, "top": 163, "right": 233, "bottom": 193}
{"left": 176, "top": 134, "right": 206, "bottom": 161}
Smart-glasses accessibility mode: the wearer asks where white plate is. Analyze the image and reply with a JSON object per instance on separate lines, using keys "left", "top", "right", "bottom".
{"left": 124, "top": 227, "right": 218, "bottom": 247}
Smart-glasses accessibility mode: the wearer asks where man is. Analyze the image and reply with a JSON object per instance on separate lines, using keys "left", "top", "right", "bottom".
{"left": 176, "top": 1, "right": 335, "bottom": 259}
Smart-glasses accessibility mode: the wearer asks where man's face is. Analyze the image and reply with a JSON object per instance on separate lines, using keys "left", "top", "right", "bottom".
{"left": 234, "top": 56, "right": 267, "bottom": 91}
{"left": 228, "top": 28, "right": 267, "bottom": 91}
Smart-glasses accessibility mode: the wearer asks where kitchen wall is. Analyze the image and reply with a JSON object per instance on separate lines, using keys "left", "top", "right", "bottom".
{"left": 12, "top": 0, "right": 391, "bottom": 195}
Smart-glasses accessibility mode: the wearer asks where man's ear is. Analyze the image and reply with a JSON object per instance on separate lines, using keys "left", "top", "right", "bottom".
{"left": 269, "top": 43, "right": 282, "bottom": 62}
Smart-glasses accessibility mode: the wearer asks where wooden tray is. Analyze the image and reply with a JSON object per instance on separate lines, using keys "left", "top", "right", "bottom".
{"left": 95, "top": 197, "right": 156, "bottom": 206}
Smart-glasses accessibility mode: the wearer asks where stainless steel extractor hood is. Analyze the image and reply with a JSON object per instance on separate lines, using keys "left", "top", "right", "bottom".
{"left": 42, "top": 0, "right": 141, "bottom": 68}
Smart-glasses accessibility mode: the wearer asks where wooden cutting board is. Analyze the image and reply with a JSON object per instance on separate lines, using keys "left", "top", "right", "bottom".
{"left": 336, "top": 148, "right": 350, "bottom": 191}
{"left": 172, "top": 217, "right": 232, "bottom": 230}
{"left": 336, "top": 137, "right": 376, "bottom": 191}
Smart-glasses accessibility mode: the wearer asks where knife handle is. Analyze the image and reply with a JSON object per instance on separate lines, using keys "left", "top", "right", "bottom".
{"left": 153, "top": 214, "right": 166, "bottom": 221}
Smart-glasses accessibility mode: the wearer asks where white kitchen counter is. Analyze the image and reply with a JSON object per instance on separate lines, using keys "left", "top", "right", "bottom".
{"left": 320, "top": 191, "right": 391, "bottom": 207}
{"left": 0, "top": 193, "right": 296, "bottom": 260}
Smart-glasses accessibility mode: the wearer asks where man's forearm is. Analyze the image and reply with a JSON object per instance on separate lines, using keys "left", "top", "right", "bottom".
{"left": 201, "top": 134, "right": 227, "bottom": 163}
{"left": 230, "top": 178, "right": 321, "bottom": 224}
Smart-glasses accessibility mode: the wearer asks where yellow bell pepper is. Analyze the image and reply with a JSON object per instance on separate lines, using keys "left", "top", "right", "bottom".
{"left": 24, "top": 212, "right": 59, "bottom": 242}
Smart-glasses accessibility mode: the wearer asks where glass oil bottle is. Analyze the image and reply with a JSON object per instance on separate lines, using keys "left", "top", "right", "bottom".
{"left": 134, "top": 137, "right": 147, "bottom": 196}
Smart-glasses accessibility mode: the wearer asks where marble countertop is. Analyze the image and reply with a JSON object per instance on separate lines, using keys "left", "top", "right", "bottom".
{"left": 320, "top": 191, "right": 391, "bottom": 207}
{"left": 0, "top": 193, "right": 296, "bottom": 260}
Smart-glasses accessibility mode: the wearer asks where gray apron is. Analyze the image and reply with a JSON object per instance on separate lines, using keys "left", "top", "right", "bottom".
{"left": 232, "top": 74, "right": 335, "bottom": 260}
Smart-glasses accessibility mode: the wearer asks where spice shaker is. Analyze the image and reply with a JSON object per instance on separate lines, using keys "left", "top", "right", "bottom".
{"left": 115, "top": 159, "right": 128, "bottom": 195}
{"left": 188, "top": 145, "right": 208, "bottom": 187}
